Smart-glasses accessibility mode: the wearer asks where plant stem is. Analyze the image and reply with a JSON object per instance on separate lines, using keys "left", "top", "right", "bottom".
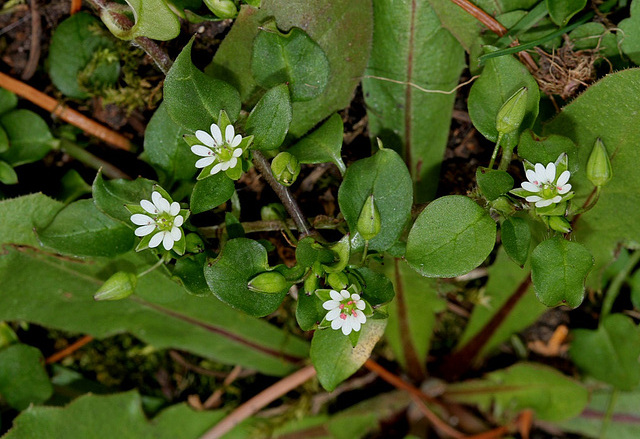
{"left": 59, "top": 139, "right": 131, "bottom": 180}
{"left": 137, "top": 257, "right": 166, "bottom": 278}
{"left": 252, "top": 151, "right": 313, "bottom": 238}
{"left": 600, "top": 249, "right": 640, "bottom": 322}
{"left": 198, "top": 217, "right": 344, "bottom": 238}
{"left": 599, "top": 389, "right": 619, "bottom": 439}
{"left": 488, "top": 134, "right": 502, "bottom": 169}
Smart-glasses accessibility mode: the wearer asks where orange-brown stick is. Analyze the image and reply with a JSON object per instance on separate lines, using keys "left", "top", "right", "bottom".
{"left": 71, "top": 0, "right": 83, "bottom": 14}
{"left": 450, "top": 0, "right": 507, "bottom": 36}
{"left": 0, "top": 71, "right": 133, "bottom": 151}
{"left": 45, "top": 335, "right": 94, "bottom": 364}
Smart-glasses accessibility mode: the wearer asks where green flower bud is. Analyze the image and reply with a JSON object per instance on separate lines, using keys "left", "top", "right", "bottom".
{"left": 261, "top": 203, "right": 286, "bottom": 221}
{"left": 357, "top": 194, "right": 381, "bottom": 241}
{"left": 203, "top": 0, "right": 238, "bottom": 18}
{"left": 271, "top": 152, "right": 301, "bottom": 187}
{"left": 490, "top": 195, "right": 516, "bottom": 216}
{"left": 327, "top": 272, "right": 349, "bottom": 290}
{"left": 586, "top": 138, "right": 612, "bottom": 188}
{"left": 547, "top": 216, "right": 572, "bottom": 234}
{"left": 94, "top": 272, "right": 137, "bottom": 301}
{"left": 0, "top": 323, "right": 18, "bottom": 350}
{"left": 496, "top": 87, "right": 528, "bottom": 136}
{"left": 304, "top": 273, "right": 320, "bottom": 294}
{"left": 185, "top": 233, "right": 205, "bottom": 253}
{"left": 248, "top": 271, "right": 289, "bottom": 294}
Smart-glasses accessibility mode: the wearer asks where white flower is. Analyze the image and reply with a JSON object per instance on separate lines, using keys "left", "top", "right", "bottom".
{"left": 520, "top": 161, "right": 572, "bottom": 208}
{"left": 191, "top": 123, "right": 244, "bottom": 175}
{"left": 322, "top": 289, "right": 367, "bottom": 336}
{"left": 130, "top": 191, "right": 184, "bottom": 251}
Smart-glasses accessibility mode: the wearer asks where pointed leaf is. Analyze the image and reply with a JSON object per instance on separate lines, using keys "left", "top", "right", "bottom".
{"left": 286, "top": 113, "right": 346, "bottom": 173}
{"left": 190, "top": 173, "right": 235, "bottom": 214}
{"left": 245, "top": 84, "right": 292, "bottom": 150}
{"left": 0, "top": 344, "right": 53, "bottom": 410}
{"left": 92, "top": 172, "right": 156, "bottom": 227}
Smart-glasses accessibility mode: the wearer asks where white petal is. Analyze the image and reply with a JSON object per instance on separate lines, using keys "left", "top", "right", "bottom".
{"left": 545, "top": 162, "right": 556, "bottom": 183}
{"left": 225, "top": 125, "right": 235, "bottom": 144}
{"left": 169, "top": 202, "right": 180, "bottom": 216}
{"left": 551, "top": 195, "right": 562, "bottom": 203}
{"left": 231, "top": 134, "right": 242, "bottom": 147}
{"left": 210, "top": 123, "right": 223, "bottom": 146}
{"left": 232, "top": 147, "right": 243, "bottom": 157}
{"left": 341, "top": 319, "right": 352, "bottom": 335}
{"left": 525, "top": 195, "right": 543, "bottom": 203}
{"left": 340, "top": 290, "right": 350, "bottom": 299}
{"left": 140, "top": 199, "right": 158, "bottom": 214}
{"left": 152, "top": 192, "right": 171, "bottom": 213}
{"left": 351, "top": 294, "right": 361, "bottom": 301}
{"left": 131, "top": 213, "right": 154, "bottom": 225}
{"left": 525, "top": 169, "right": 538, "bottom": 184}
{"left": 521, "top": 182, "right": 541, "bottom": 192}
{"left": 210, "top": 162, "right": 224, "bottom": 175}
{"left": 534, "top": 163, "right": 546, "bottom": 181}
{"left": 174, "top": 215, "right": 184, "bottom": 227}
{"left": 351, "top": 318, "right": 361, "bottom": 333}
{"left": 219, "top": 161, "right": 231, "bottom": 171}
{"left": 170, "top": 226, "right": 182, "bottom": 242}
{"left": 196, "top": 157, "right": 215, "bottom": 168}
{"left": 148, "top": 231, "right": 164, "bottom": 248}
{"left": 556, "top": 170, "right": 571, "bottom": 187}
{"left": 326, "top": 308, "right": 341, "bottom": 321}
{"left": 135, "top": 224, "right": 155, "bottom": 237}
{"left": 536, "top": 198, "right": 555, "bottom": 208}
{"left": 323, "top": 299, "right": 340, "bottom": 310}
{"left": 162, "top": 232, "right": 175, "bottom": 250}
{"left": 331, "top": 318, "right": 343, "bottom": 330}
{"left": 558, "top": 183, "right": 572, "bottom": 194}
{"left": 355, "top": 300, "right": 366, "bottom": 310}
{"left": 330, "top": 290, "right": 342, "bottom": 301}
{"left": 227, "top": 157, "right": 238, "bottom": 169}
{"left": 195, "top": 130, "right": 215, "bottom": 147}
{"left": 354, "top": 309, "right": 367, "bottom": 324}
{"left": 191, "top": 144, "right": 215, "bottom": 157}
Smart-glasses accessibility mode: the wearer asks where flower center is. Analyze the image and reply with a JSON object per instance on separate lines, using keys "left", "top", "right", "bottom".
{"left": 338, "top": 299, "right": 358, "bottom": 320}
{"left": 216, "top": 144, "right": 235, "bottom": 162}
{"left": 155, "top": 212, "right": 175, "bottom": 231}
{"left": 541, "top": 184, "right": 556, "bottom": 199}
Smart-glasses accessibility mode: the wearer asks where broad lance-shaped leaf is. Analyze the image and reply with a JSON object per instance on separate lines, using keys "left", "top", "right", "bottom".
{"left": 530, "top": 237, "right": 594, "bottom": 308}
{"left": 310, "top": 317, "right": 387, "bottom": 391}
{"left": 544, "top": 69, "right": 640, "bottom": 287}
{"left": 569, "top": 314, "right": 640, "bottom": 391}
{"left": 164, "top": 38, "right": 241, "bottom": 132}
{"left": 286, "top": 113, "right": 346, "bottom": 174}
{"left": 0, "top": 195, "right": 308, "bottom": 376}
{"left": 406, "top": 195, "right": 496, "bottom": 278}
{"left": 337, "top": 147, "right": 412, "bottom": 252}
{"left": 3, "top": 391, "right": 226, "bottom": 439}
{"left": 362, "top": 0, "right": 465, "bottom": 202}
{"left": 100, "top": 0, "right": 180, "bottom": 41}
{"left": 443, "top": 363, "right": 589, "bottom": 422}
{"left": 0, "top": 344, "right": 53, "bottom": 410}
{"left": 208, "top": 0, "right": 372, "bottom": 138}
{"left": 245, "top": 84, "right": 292, "bottom": 150}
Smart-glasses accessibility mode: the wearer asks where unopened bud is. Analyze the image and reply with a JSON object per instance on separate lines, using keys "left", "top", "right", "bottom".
{"left": 496, "top": 87, "right": 528, "bottom": 136}
{"left": 185, "top": 233, "right": 205, "bottom": 253}
{"left": 327, "top": 272, "right": 349, "bottom": 290}
{"left": 94, "top": 272, "right": 137, "bottom": 301}
{"left": 548, "top": 216, "right": 572, "bottom": 234}
{"left": 587, "top": 138, "right": 612, "bottom": 187}
{"left": 203, "top": 0, "right": 238, "bottom": 18}
{"left": 357, "top": 194, "right": 381, "bottom": 241}
{"left": 304, "top": 273, "right": 320, "bottom": 294}
{"left": 271, "top": 152, "right": 301, "bottom": 187}
{"left": 248, "top": 271, "right": 288, "bottom": 294}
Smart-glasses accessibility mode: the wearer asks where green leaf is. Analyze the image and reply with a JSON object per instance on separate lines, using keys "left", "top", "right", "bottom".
{"left": 406, "top": 195, "right": 496, "bottom": 278}
{"left": 143, "top": 103, "right": 195, "bottom": 183}
{"left": 100, "top": 0, "right": 180, "bottom": 41}
{"left": 444, "top": 362, "right": 588, "bottom": 422}
{"left": 338, "top": 148, "right": 412, "bottom": 252}
{"left": 501, "top": 217, "right": 531, "bottom": 267}
{"left": 3, "top": 391, "right": 225, "bottom": 439}
{"left": 0, "top": 194, "right": 64, "bottom": 246}
{"left": 546, "top": 0, "right": 586, "bottom": 26}
{"left": 173, "top": 252, "right": 211, "bottom": 297}
{"left": 619, "top": 1, "right": 640, "bottom": 65}
{"left": 296, "top": 290, "right": 326, "bottom": 331}
{"left": 476, "top": 167, "right": 513, "bottom": 201}
{"left": 204, "top": 238, "right": 289, "bottom": 317}
{"left": 251, "top": 23, "right": 329, "bottom": 102}
{"left": 517, "top": 130, "right": 579, "bottom": 174}
{"left": 570, "top": 314, "right": 640, "bottom": 390}
{"left": 48, "top": 13, "right": 120, "bottom": 99}
{"left": 190, "top": 172, "right": 235, "bottom": 214}
{"left": 0, "top": 110, "right": 54, "bottom": 166}
{"left": 468, "top": 47, "right": 540, "bottom": 144}
{"left": 209, "top": 0, "right": 373, "bottom": 138}
{"left": 363, "top": 0, "right": 465, "bottom": 201}
{"left": 530, "top": 237, "right": 594, "bottom": 308}
{"left": 92, "top": 172, "right": 156, "bottom": 227}
{"left": 311, "top": 317, "right": 387, "bottom": 391}
{"left": 38, "top": 199, "right": 135, "bottom": 258}
{"left": 353, "top": 267, "right": 395, "bottom": 307}
{"left": 286, "top": 113, "right": 346, "bottom": 174}
{"left": 245, "top": 84, "right": 292, "bottom": 150}
{"left": 0, "top": 344, "right": 52, "bottom": 410}
{"left": 164, "top": 38, "right": 241, "bottom": 132}
{"left": 58, "top": 169, "right": 92, "bottom": 203}
{"left": 0, "top": 87, "right": 18, "bottom": 116}
{"left": 295, "top": 237, "right": 336, "bottom": 268}
{"left": 0, "top": 160, "right": 17, "bottom": 185}
{"left": 0, "top": 125, "right": 8, "bottom": 153}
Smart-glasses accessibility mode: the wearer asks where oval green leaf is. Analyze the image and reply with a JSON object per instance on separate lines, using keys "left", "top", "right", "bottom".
{"left": 245, "top": 84, "right": 292, "bottom": 150}
{"left": 0, "top": 344, "right": 53, "bottom": 410}
{"left": 0, "top": 110, "right": 54, "bottom": 166}
{"left": 501, "top": 217, "right": 531, "bottom": 267}
{"left": 476, "top": 167, "right": 514, "bottom": 201}
{"left": 190, "top": 172, "right": 235, "bottom": 214}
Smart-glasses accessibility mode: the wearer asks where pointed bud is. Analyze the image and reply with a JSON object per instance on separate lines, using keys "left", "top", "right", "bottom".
{"left": 496, "top": 87, "right": 528, "bottom": 136}
{"left": 271, "top": 152, "right": 301, "bottom": 187}
{"left": 548, "top": 216, "right": 572, "bottom": 234}
{"left": 357, "top": 194, "right": 381, "bottom": 241}
{"left": 587, "top": 138, "right": 612, "bottom": 187}
{"left": 327, "top": 272, "right": 349, "bottom": 290}
{"left": 94, "top": 272, "right": 137, "bottom": 301}
{"left": 203, "top": 0, "right": 238, "bottom": 18}
{"left": 248, "top": 271, "right": 289, "bottom": 294}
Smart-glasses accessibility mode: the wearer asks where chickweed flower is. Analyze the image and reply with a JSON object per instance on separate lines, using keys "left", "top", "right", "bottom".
{"left": 191, "top": 122, "right": 244, "bottom": 175}
{"left": 322, "top": 289, "right": 367, "bottom": 335}
{"left": 511, "top": 154, "right": 573, "bottom": 209}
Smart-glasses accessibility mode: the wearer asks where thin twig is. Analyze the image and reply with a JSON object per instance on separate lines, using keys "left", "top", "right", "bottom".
{"left": 71, "top": 0, "right": 83, "bottom": 14}
{"left": 252, "top": 151, "right": 313, "bottom": 238}
{"left": 199, "top": 365, "right": 317, "bottom": 439}
{"left": 362, "top": 75, "right": 479, "bottom": 95}
{"left": 45, "top": 335, "right": 94, "bottom": 364}
{"left": 198, "top": 216, "right": 343, "bottom": 238}
{"left": 203, "top": 365, "right": 243, "bottom": 409}
{"left": 21, "top": 0, "right": 41, "bottom": 80}
{"left": 0, "top": 71, "right": 133, "bottom": 151}
{"left": 60, "top": 139, "right": 132, "bottom": 180}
